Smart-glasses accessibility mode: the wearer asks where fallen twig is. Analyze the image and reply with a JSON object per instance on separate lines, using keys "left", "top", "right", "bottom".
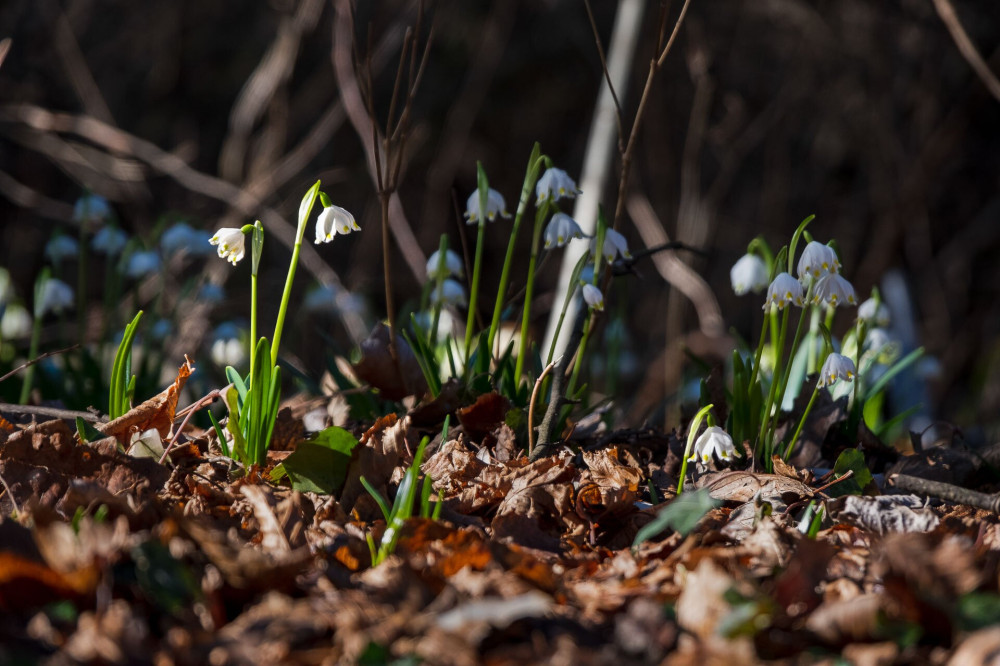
{"left": 890, "top": 473, "right": 1000, "bottom": 514}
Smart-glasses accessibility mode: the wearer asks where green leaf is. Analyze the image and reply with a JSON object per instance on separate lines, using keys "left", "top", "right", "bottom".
{"left": 956, "top": 593, "right": 1000, "bottom": 632}
{"left": 109, "top": 311, "right": 143, "bottom": 419}
{"left": 826, "top": 449, "right": 873, "bottom": 497}
{"left": 632, "top": 489, "right": 721, "bottom": 551}
{"left": 280, "top": 426, "right": 358, "bottom": 494}
{"left": 75, "top": 417, "right": 104, "bottom": 443}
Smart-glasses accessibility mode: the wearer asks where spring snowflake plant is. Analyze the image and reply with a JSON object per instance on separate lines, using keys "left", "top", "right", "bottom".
{"left": 403, "top": 143, "right": 596, "bottom": 411}
{"left": 209, "top": 181, "right": 358, "bottom": 467}
{"left": 716, "top": 216, "right": 925, "bottom": 480}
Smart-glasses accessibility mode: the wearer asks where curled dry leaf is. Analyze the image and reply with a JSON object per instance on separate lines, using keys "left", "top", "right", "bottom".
{"left": 456, "top": 392, "right": 510, "bottom": 439}
{"left": 698, "top": 470, "right": 814, "bottom": 504}
{"left": 99, "top": 357, "right": 194, "bottom": 446}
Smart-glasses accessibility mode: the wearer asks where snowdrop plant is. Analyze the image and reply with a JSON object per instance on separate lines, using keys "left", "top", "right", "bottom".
{"left": 20, "top": 270, "right": 74, "bottom": 404}
{"left": 210, "top": 181, "right": 357, "bottom": 467}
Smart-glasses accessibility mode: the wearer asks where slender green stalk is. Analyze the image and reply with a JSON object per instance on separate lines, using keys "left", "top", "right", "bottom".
{"left": 757, "top": 306, "right": 790, "bottom": 457}
{"left": 784, "top": 385, "right": 818, "bottom": 460}
{"left": 272, "top": 182, "right": 320, "bottom": 367}
{"left": 566, "top": 311, "right": 595, "bottom": 400}
{"left": 677, "top": 403, "right": 715, "bottom": 494}
{"left": 487, "top": 144, "right": 544, "bottom": 354}
{"left": 245, "top": 223, "right": 260, "bottom": 381}
{"left": 514, "top": 202, "right": 549, "bottom": 382}
{"left": 746, "top": 312, "right": 770, "bottom": 393}
{"left": 464, "top": 219, "right": 486, "bottom": 359}
{"left": 464, "top": 163, "right": 490, "bottom": 359}
{"left": 18, "top": 311, "right": 42, "bottom": 405}
{"left": 430, "top": 234, "right": 448, "bottom": 347}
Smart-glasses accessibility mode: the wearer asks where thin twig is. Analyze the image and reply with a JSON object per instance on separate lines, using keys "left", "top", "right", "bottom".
{"left": 890, "top": 473, "right": 1000, "bottom": 513}
{"left": 528, "top": 361, "right": 557, "bottom": 457}
{"left": 0, "top": 401, "right": 101, "bottom": 423}
{"left": 0, "top": 344, "right": 80, "bottom": 384}
{"left": 583, "top": 0, "right": 625, "bottom": 153}
{"left": 532, "top": 307, "right": 588, "bottom": 461}
{"left": 932, "top": 0, "right": 1000, "bottom": 104}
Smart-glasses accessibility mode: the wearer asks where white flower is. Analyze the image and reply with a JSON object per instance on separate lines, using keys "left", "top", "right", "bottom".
{"left": 812, "top": 273, "right": 856, "bottom": 307}
{"left": 730, "top": 254, "right": 769, "bottom": 296}
{"left": 582, "top": 283, "right": 604, "bottom": 311}
{"left": 211, "top": 323, "right": 246, "bottom": 367}
{"left": 796, "top": 241, "right": 840, "bottom": 281}
{"left": 73, "top": 194, "right": 111, "bottom": 225}
{"left": 544, "top": 213, "right": 585, "bottom": 249}
{"left": 818, "top": 352, "right": 856, "bottom": 387}
{"left": 689, "top": 426, "right": 735, "bottom": 463}
{"left": 590, "top": 228, "right": 631, "bottom": 263}
{"left": 858, "top": 297, "right": 890, "bottom": 326}
{"left": 37, "top": 278, "right": 74, "bottom": 317}
{"left": 92, "top": 226, "right": 128, "bottom": 256}
{"left": 426, "top": 249, "right": 464, "bottom": 280}
{"left": 535, "top": 168, "right": 581, "bottom": 205}
{"left": 464, "top": 188, "right": 511, "bottom": 224}
{"left": 125, "top": 250, "right": 162, "bottom": 278}
{"left": 211, "top": 337, "right": 246, "bottom": 368}
{"left": 44, "top": 235, "right": 79, "bottom": 265}
{"left": 430, "top": 279, "right": 467, "bottom": 307}
{"left": 209, "top": 227, "right": 247, "bottom": 265}
{"left": 315, "top": 205, "right": 360, "bottom": 243}
{"left": 0, "top": 303, "right": 32, "bottom": 339}
{"left": 763, "top": 272, "right": 804, "bottom": 310}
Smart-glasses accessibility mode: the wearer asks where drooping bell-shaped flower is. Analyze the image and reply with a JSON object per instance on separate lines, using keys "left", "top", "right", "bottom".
{"left": 590, "top": 228, "right": 631, "bottom": 263}
{"left": 73, "top": 193, "right": 111, "bottom": 225}
{"left": 430, "top": 279, "right": 467, "bottom": 307}
{"left": 543, "top": 213, "right": 585, "bottom": 249}
{"left": 209, "top": 227, "right": 247, "bottom": 265}
{"left": 797, "top": 241, "right": 840, "bottom": 281}
{"left": 818, "top": 352, "right": 856, "bottom": 388}
{"left": 161, "top": 222, "right": 199, "bottom": 256}
{"left": 858, "top": 297, "right": 890, "bottom": 326}
{"left": 37, "top": 278, "right": 74, "bottom": 317}
{"left": 535, "top": 168, "right": 581, "bottom": 205}
{"left": 464, "top": 188, "right": 511, "bottom": 224}
{"left": 426, "top": 249, "right": 464, "bottom": 280}
{"left": 730, "top": 254, "right": 769, "bottom": 296}
{"left": 44, "top": 234, "right": 79, "bottom": 266}
{"left": 689, "top": 426, "right": 735, "bottom": 463}
{"left": 812, "top": 273, "right": 856, "bottom": 307}
{"left": 582, "top": 283, "right": 604, "bottom": 311}
{"left": 1, "top": 303, "right": 32, "bottom": 339}
{"left": 92, "top": 226, "right": 128, "bottom": 256}
{"left": 763, "top": 272, "right": 804, "bottom": 310}
{"left": 315, "top": 205, "right": 360, "bottom": 243}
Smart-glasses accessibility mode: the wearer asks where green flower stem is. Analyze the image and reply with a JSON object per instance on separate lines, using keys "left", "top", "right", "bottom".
{"left": 783, "top": 385, "right": 818, "bottom": 460}
{"left": 464, "top": 219, "right": 487, "bottom": 360}
{"left": 514, "top": 202, "right": 550, "bottom": 382}
{"left": 768, "top": 300, "right": 810, "bottom": 445}
{"left": 566, "top": 309, "right": 595, "bottom": 401}
{"left": 272, "top": 183, "right": 320, "bottom": 367}
{"left": 677, "top": 403, "right": 715, "bottom": 494}
{"left": 430, "top": 235, "right": 449, "bottom": 347}
{"left": 769, "top": 306, "right": 781, "bottom": 371}
{"left": 757, "top": 306, "right": 790, "bottom": 456}
{"left": 249, "top": 222, "right": 263, "bottom": 380}
{"left": 18, "top": 313, "right": 42, "bottom": 405}
{"left": 487, "top": 146, "right": 545, "bottom": 355}
{"left": 746, "top": 311, "right": 771, "bottom": 394}
{"left": 546, "top": 294, "right": 572, "bottom": 366}
{"left": 806, "top": 305, "right": 821, "bottom": 375}
{"left": 76, "top": 223, "right": 88, "bottom": 344}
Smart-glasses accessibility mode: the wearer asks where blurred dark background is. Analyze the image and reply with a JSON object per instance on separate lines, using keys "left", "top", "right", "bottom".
{"left": 0, "top": 0, "right": 998, "bottom": 439}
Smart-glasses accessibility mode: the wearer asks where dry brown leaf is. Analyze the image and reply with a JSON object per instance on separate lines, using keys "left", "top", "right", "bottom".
{"left": 698, "top": 470, "right": 814, "bottom": 504}
{"left": 456, "top": 392, "right": 510, "bottom": 438}
{"left": 99, "top": 357, "right": 194, "bottom": 446}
